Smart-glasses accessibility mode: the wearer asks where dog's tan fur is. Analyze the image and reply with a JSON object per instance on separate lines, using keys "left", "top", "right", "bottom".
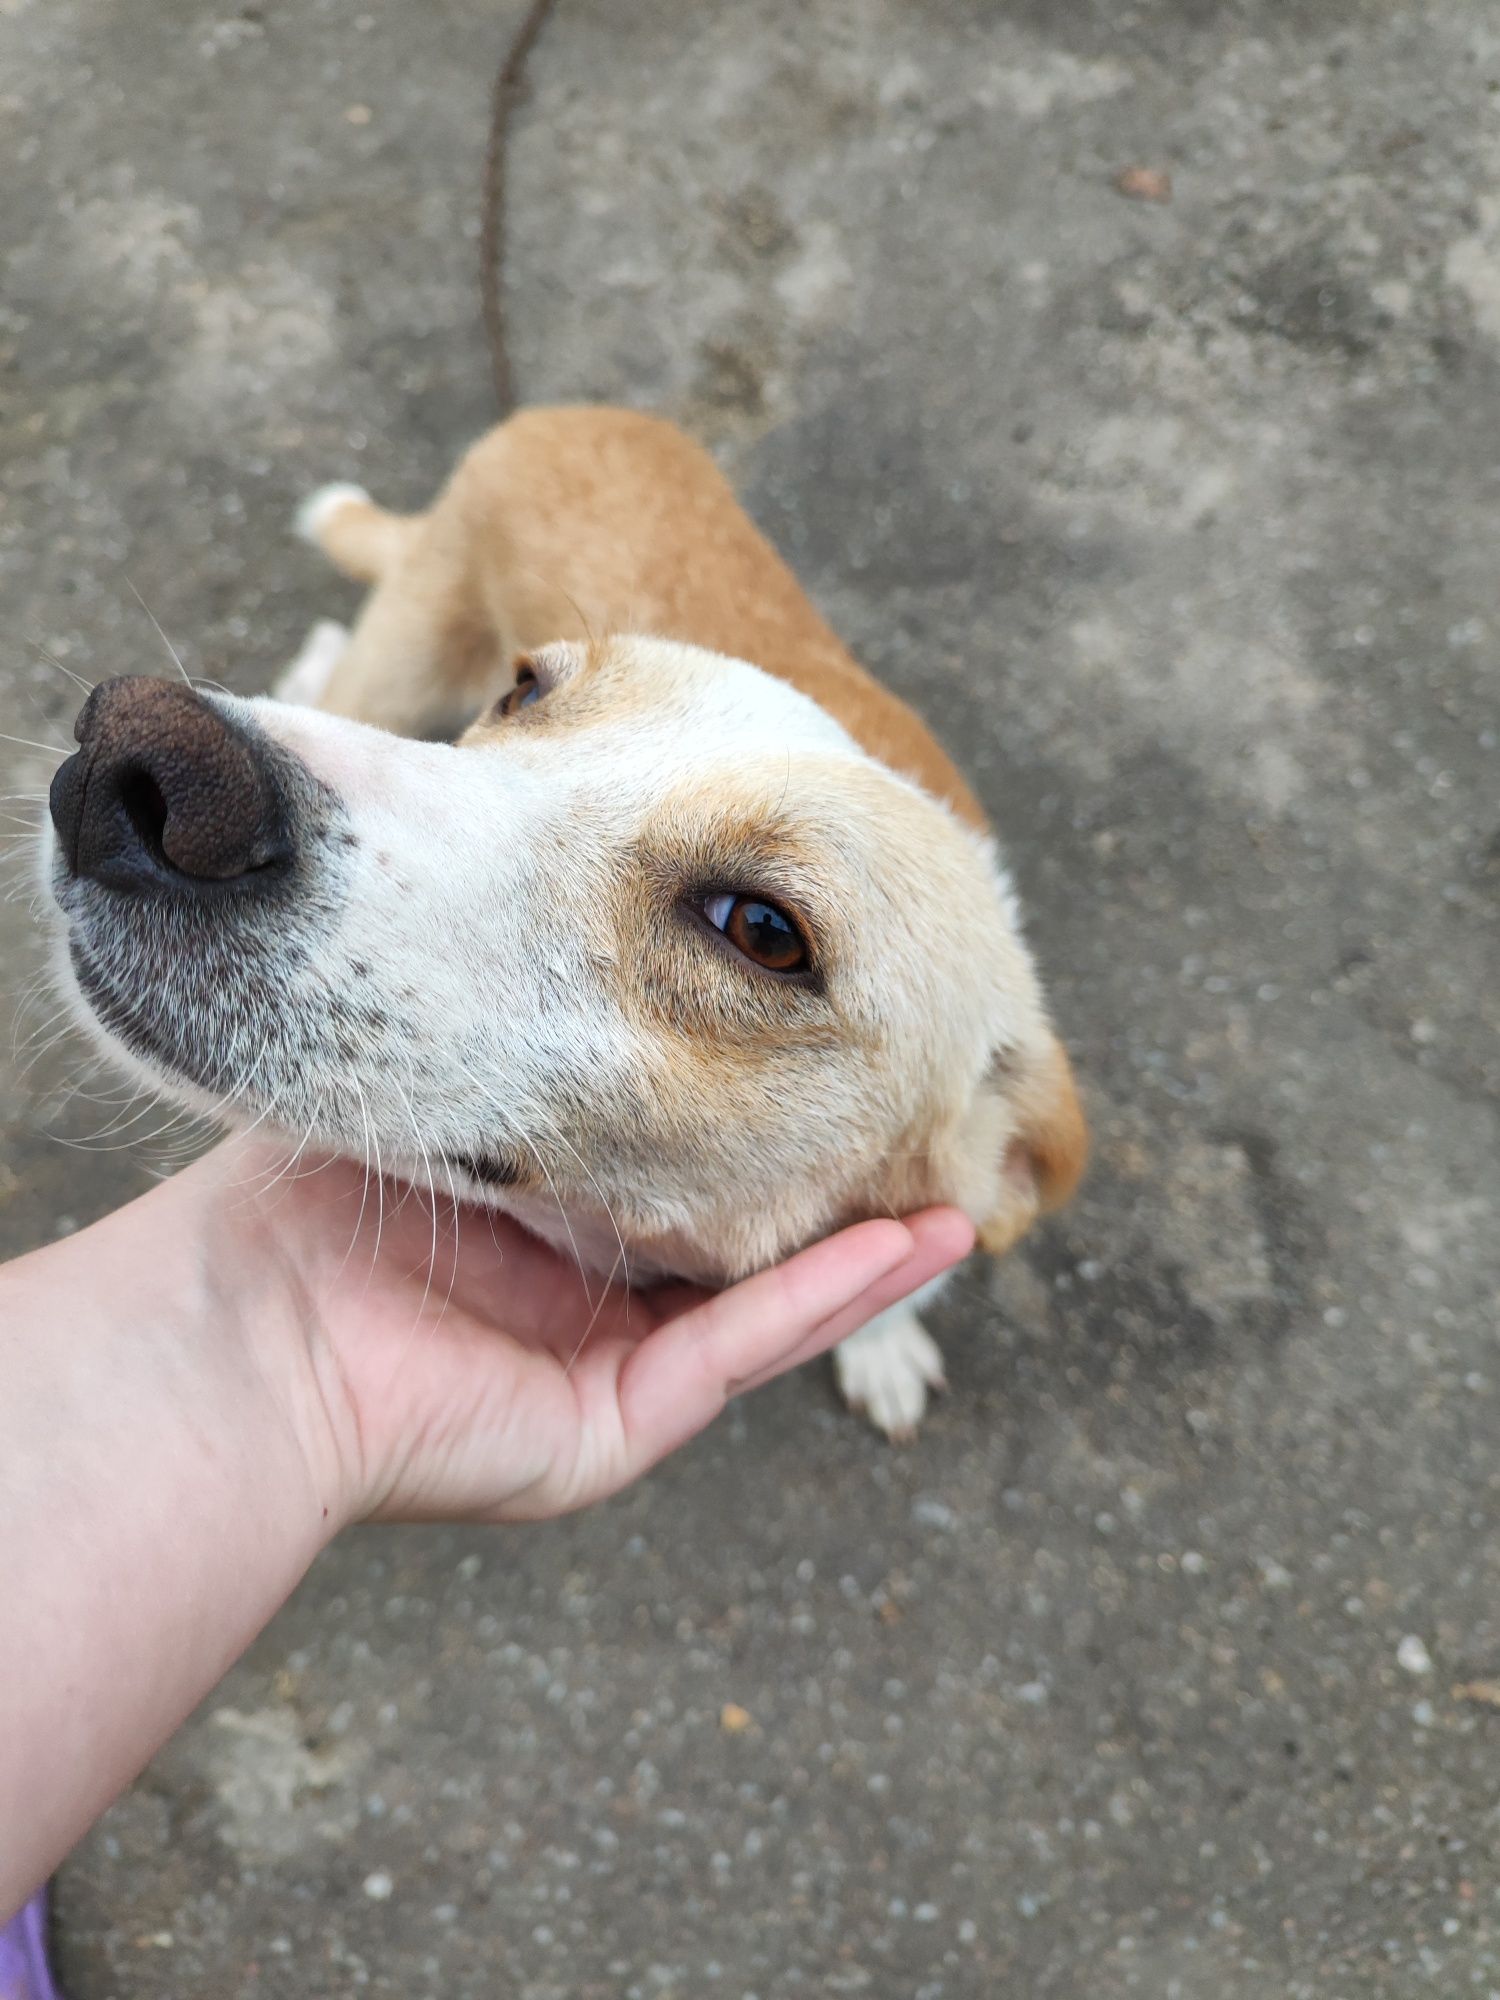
{"left": 306, "top": 407, "right": 1086, "bottom": 1268}
{"left": 317, "top": 409, "right": 990, "bottom": 825}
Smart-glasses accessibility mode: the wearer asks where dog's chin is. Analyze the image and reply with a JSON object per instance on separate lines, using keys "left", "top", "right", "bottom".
{"left": 55, "top": 925, "right": 232, "bottom": 1126}
{"left": 53, "top": 912, "right": 547, "bottom": 1211}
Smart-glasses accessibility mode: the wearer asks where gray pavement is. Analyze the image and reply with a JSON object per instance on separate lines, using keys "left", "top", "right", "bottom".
{"left": 3, "top": 2, "right": 1499, "bottom": 1994}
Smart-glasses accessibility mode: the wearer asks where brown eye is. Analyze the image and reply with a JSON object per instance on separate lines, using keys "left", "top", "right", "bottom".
{"left": 702, "top": 892, "right": 808, "bottom": 972}
{"left": 498, "top": 662, "right": 541, "bottom": 716}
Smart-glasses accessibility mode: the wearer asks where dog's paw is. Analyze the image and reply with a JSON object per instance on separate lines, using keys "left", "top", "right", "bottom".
{"left": 272, "top": 619, "right": 348, "bottom": 707}
{"left": 834, "top": 1309, "right": 947, "bottom": 1442}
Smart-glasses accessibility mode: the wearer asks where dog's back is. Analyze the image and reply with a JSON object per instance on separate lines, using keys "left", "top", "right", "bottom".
{"left": 309, "top": 408, "right": 987, "bottom": 830}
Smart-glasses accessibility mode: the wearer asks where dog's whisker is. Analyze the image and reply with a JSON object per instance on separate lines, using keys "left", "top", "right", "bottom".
{"left": 367, "top": 1108, "right": 388, "bottom": 1293}
{"left": 57, "top": 1075, "right": 154, "bottom": 1141}
{"left": 78, "top": 1085, "right": 187, "bottom": 1146}
{"left": 331, "top": 1076, "right": 378, "bottom": 1290}
{"left": 137, "top": 1104, "right": 222, "bottom": 1175}
{"left": 235, "top": 1120, "right": 311, "bottom": 1205}
{"left": 142, "top": 1125, "right": 217, "bottom": 1171}
{"left": 20, "top": 682, "right": 76, "bottom": 744}
{"left": 12, "top": 1001, "right": 78, "bottom": 1075}
{"left": 91, "top": 1088, "right": 207, "bottom": 1154}
{"left": 394, "top": 1074, "right": 444, "bottom": 1334}
{"left": 0, "top": 870, "right": 41, "bottom": 906}
{"left": 9, "top": 976, "right": 55, "bottom": 1040}
{"left": 404, "top": 1086, "right": 472, "bottom": 1340}
{"left": 58, "top": 1072, "right": 146, "bottom": 1119}
{"left": 562, "top": 1238, "right": 628, "bottom": 1377}
{"left": 210, "top": 1028, "right": 281, "bottom": 1140}
{"left": 239, "top": 1094, "right": 325, "bottom": 1203}
{"left": 516, "top": 1127, "right": 594, "bottom": 1313}
{"left": 48, "top": 1109, "right": 178, "bottom": 1155}
{"left": 125, "top": 579, "right": 194, "bottom": 688}
{"left": 539, "top": 1117, "right": 632, "bottom": 1310}
{"left": 433, "top": 1152, "right": 465, "bottom": 1330}
{"left": 442, "top": 1066, "right": 598, "bottom": 1310}
{"left": 16, "top": 1014, "right": 82, "bottom": 1078}
{"left": 28, "top": 640, "right": 97, "bottom": 698}
{"left": 48, "top": 1059, "right": 135, "bottom": 1118}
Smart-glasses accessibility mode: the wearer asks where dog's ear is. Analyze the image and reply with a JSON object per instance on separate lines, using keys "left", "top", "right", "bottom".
{"left": 969, "top": 1035, "right": 1089, "bottom": 1259}
{"left": 876, "top": 1032, "right": 1086, "bottom": 1258}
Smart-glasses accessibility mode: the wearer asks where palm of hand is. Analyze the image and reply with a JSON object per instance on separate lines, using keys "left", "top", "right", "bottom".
{"left": 231, "top": 1144, "right": 971, "bottom": 1524}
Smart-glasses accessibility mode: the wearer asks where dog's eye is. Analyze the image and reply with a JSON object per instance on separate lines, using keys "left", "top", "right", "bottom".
{"left": 498, "top": 664, "right": 542, "bottom": 716}
{"left": 702, "top": 892, "right": 808, "bottom": 972}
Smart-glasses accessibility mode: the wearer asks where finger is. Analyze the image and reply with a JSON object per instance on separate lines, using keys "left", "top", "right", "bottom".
{"left": 615, "top": 1209, "right": 973, "bottom": 1472}
{"left": 728, "top": 1208, "right": 975, "bottom": 1394}
{"left": 616, "top": 1218, "right": 915, "bottom": 1466}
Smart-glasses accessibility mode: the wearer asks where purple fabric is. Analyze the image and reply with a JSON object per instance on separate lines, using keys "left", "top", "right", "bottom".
{"left": 0, "top": 1891, "right": 62, "bottom": 2000}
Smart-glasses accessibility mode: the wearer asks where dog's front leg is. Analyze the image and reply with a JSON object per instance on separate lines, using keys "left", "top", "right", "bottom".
{"left": 834, "top": 1290, "right": 948, "bottom": 1442}
{"left": 272, "top": 619, "right": 350, "bottom": 707}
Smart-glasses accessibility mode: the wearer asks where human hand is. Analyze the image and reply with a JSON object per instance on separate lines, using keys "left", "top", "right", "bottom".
{"left": 221, "top": 1141, "right": 975, "bottom": 1528}
{"left": 0, "top": 1138, "right": 970, "bottom": 1910}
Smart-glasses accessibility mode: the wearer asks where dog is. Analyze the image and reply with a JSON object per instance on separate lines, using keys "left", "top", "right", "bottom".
{"left": 43, "top": 406, "right": 1086, "bottom": 1436}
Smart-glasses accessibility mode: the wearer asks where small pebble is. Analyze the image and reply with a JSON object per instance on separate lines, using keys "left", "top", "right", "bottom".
{"left": 362, "top": 1871, "right": 394, "bottom": 1901}
{"left": 1115, "top": 164, "right": 1172, "bottom": 202}
{"left": 1397, "top": 1634, "right": 1433, "bottom": 1676}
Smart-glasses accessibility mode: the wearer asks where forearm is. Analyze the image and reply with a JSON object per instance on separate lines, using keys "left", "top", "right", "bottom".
{"left": 0, "top": 1137, "right": 972, "bottom": 1913}
{"left": 0, "top": 1162, "right": 342, "bottom": 1913}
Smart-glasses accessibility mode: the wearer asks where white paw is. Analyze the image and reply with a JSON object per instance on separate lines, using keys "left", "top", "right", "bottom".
{"left": 293, "top": 481, "right": 371, "bottom": 545}
{"left": 834, "top": 1310, "right": 947, "bottom": 1442}
{"left": 272, "top": 619, "right": 348, "bottom": 706}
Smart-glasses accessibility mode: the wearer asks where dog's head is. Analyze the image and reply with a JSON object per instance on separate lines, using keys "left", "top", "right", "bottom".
{"left": 42, "top": 637, "right": 1084, "bottom": 1281}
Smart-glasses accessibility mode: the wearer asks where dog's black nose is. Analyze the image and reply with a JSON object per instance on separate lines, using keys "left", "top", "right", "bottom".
{"left": 49, "top": 677, "right": 291, "bottom": 894}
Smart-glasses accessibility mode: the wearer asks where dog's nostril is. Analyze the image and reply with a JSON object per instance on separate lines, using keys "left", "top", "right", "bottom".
{"left": 118, "top": 768, "right": 170, "bottom": 864}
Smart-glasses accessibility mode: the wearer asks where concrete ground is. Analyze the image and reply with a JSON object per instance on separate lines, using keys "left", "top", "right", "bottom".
{"left": 3, "top": 0, "right": 1499, "bottom": 1993}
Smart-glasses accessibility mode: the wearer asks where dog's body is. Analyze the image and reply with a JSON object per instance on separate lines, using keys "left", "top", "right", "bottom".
{"left": 301, "top": 408, "right": 989, "bottom": 829}
{"left": 45, "top": 407, "right": 1085, "bottom": 1435}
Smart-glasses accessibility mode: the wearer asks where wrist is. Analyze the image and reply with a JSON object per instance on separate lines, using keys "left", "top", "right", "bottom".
{"left": 15, "top": 1144, "right": 365, "bottom": 1553}
{"left": 168, "top": 1142, "right": 368, "bottom": 1543}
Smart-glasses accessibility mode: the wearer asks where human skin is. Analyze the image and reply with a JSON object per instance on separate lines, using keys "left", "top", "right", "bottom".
{"left": 0, "top": 1137, "right": 972, "bottom": 1912}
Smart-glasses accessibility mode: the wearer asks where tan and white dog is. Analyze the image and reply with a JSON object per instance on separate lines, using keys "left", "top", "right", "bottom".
{"left": 44, "top": 407, "right": 1085, "bottom": 1435}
